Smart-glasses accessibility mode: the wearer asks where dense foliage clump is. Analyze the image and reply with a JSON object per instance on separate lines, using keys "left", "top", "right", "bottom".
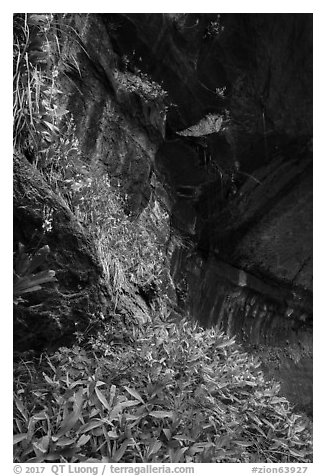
{"left": 14, "top": 315, "right": 312, "bottom": 463}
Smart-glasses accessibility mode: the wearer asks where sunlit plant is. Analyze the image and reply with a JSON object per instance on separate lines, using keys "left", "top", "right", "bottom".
{"left": 14, "top": 316, "right": 312, "bottom": 463}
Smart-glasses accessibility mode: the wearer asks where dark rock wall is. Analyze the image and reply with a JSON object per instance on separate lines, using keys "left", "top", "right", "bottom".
{"left": 103, "top": 13, "right": 312, "bottom": 412}
{"left": 215, "top": 14, "right": 312, "bottom": 154}
{"left": 107, "top": 12, "right": 313, "bottom": 317}
{"left": 105, "top": 14, "right": 226, "bottom": 130}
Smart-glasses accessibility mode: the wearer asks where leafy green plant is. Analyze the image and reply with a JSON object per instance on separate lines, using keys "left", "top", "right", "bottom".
{"left": 14, "top": 243, "right": 57, "bottom": 304}
{"left": 77, "top": 170, "right": 168, "bottom": 305}
{"left": 205, "top": 15, "right": 225, "bottom": 38}
{"left": 14, "top": 14, "right": 59, "bottom": 155}
{"left": 41, "top": 139, "right": 169, "bottom": 305}
{"left": 13, "top": 13, "right": 80, "bottom": 166}
{"left": 114, "top": 69, "right": 168, "bottom": 102}
{"left": 14, "top": 315, "right": 312, "bottom": 463}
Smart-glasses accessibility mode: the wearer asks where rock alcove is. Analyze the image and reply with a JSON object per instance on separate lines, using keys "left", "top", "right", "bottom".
{"left": 14, "top": 13, "right": 312, "bottom": 415}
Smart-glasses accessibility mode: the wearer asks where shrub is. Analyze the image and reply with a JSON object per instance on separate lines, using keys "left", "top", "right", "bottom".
{"left": 14, "top": 14, "right": 60, "bottom": 156}
{"left": 13, "top": 315, "right": 312, "bottom": 463}
{"left": 71, "top": 166, "right": 169, "bottom": 305}
{"left": 114, "top": 69, "right": 168, "bottom": 102}
{"left": 13, "top": 243, "right": 57, "bottom": 305}
{"left": 40, "top": 131, "right": 170, "bottom": 306}
{"left": 13, "top": 13, "right": 81, "bottom": 165}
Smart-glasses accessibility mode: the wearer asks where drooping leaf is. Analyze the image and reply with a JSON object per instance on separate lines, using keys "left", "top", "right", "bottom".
{"left": 14, "top": 397, "right": 28, "bottom": 421}
{"left": 42, "top": 120, "right": 60, "bottom": 134}
{"left": 55, "top": 437, "right": 75, "bottom": 447}
{"left": 33, "top": 411, "right": 48, "bottom": 421}
{"left": 124, "top": 386, "right": 145, "bottom": 404}
{"left": 77, "top": 434, "right": 91, "bottom": 447}
{"left": 112, "top": 439, "right": 132, "bottom": 462}
{"left": 147, "top": 439, "right": 162, "bottom": 457}
{"left": 78, "top": 419, "right": 103, "bottom": 434}
{"left": 95, "top": 386, "right": 111, "bottom": 412}
{"left": 170, "top": 446, "right": 188, "bottom": 463}
{"left": 43, "top": 373, "right": 55, "bottom": 385}
{"left": 234, "top": 440, "right": 254, "bottom": 447}
{"left": 149, "top": 411, "right": 174, "bottom": 419}
{"left": 162, "top": 428, "right": 172, "bottom": 441}
{"left": 289, "top": 448, "right": 308, "bottom": 458}
{"left": 13, "top": 433, "right": 28, "bottom": 445}
{"left": 108, "top": 384, "right": 117, "bottom": 407}
{"left": 55, "top": 388, "right": 84, "bottom": 437}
